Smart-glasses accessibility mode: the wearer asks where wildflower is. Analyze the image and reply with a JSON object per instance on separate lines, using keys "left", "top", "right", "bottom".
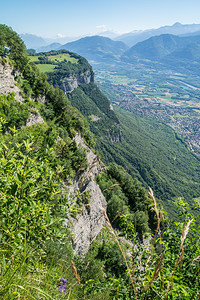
{"left": 58, "top": 278, "right": 67, "bottom": 293}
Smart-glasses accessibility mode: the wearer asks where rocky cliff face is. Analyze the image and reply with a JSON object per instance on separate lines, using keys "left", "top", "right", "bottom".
{"left": 65, "top": 133, "right": 107, "bottom": 255}
{"left": 0, "top": 60, "right": 24, "bottom": 102}
{"left": 0, "top": 60, "right": 44, "bottom": 127}
{"left": 59, "top": 70, "right": 94, "bottom": 93}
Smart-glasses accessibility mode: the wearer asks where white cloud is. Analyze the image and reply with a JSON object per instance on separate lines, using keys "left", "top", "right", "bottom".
{"left": 96, "top": 25, "right": 108, "bottom": 32}
{"left": 56, "top": 33, "right": 65, "bottom": 38}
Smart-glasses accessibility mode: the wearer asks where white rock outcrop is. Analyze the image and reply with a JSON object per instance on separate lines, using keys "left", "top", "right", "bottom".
{"left": 0, "top": 60, "right": 24, "bottom": 102}
{"left": 26, "top": 112, "right": 44, "bottom": 127}
{"left": 59, "top": 70, "right": 94, "bottom": 93}
{"left": 65, "top": 133, "right": 107, "bottom": 255}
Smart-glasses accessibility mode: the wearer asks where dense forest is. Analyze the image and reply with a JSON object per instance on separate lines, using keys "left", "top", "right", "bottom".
{"left": 0, "top": 25, "right": 199, "bottom": 299}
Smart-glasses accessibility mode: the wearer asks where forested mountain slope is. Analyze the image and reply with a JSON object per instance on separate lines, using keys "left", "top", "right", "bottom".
{"left": 122, "top": 33, "right": 200, "bottom": 74}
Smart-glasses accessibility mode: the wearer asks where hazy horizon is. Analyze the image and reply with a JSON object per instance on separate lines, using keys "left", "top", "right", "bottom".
{"left": 1, "top": 0, "right": 200, "bottom": 39}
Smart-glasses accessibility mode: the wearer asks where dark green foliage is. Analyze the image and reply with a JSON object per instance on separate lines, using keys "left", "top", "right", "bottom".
{"left": 95, "top": 107, "right": 200, "bottom": 209}
{"left": 0, "top": 24, "right": 28, "bottom": 71}
{"left": 80, "top": 83, "right": 119, "bottom": 123}
{"left": 68, "top": 83, "right": 122, "bottom": 143}
{"left": 96, "top": 164, "right": 157, "bottom": 237}
{"left": 68, "top": 87, "right": 102, "bottom": 117}
{"left": 108, "top": 163, "right": 151, "bottom": 212}
{"left": 96, "top": 241, "right": 127, "bottom": 278}
{"left": 0, "top": 93, "right": 30, "bottom": 131}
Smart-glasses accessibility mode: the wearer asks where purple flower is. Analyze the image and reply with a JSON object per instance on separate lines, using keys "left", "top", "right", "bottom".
{"left": 58, "top": 278, "right": 67, "bottom": 293}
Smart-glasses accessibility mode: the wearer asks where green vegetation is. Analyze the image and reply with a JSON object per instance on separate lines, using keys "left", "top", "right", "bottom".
{"left": 29, "top": 52, "right": 79, "bottom": 74}
{"left": 48, "top": 53, "right": 78, "bottom": 64}
{"left": 0, "top": 93, "right": 30, "bottom": 131}
{"left": 1, "top": 135, "right": 199, "bottom": 298}
{"left": 96, "top": 163, "right": 157, "bottom": 237}
{"left": 0, "top": 24, "right": 199, "bottom": 299}
{"left": 69, "top": 82, "right": 121, "bottom": 140}
{"left": 28, "top": 50, "right": 94, "bottom": 83}
{"left": 36, "top": 63, "right": 56, "bottom": 73}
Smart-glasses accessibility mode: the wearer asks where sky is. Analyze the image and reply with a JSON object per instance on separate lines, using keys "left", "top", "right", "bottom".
{"left": 1, "top": 0, "right": 200, "bottom": 38}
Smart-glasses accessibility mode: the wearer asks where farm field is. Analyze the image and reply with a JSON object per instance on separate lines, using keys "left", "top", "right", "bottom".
{"left": 30, "top": 53, "right": 78, "bottom": 64}
{"left": 48, "top": 53, "right": 78, "bottom": 63}
{"left": 95, "top": 69, "right": 200, "bottom": 110}
{"left": 29, "top": 51, "right": 79, "bottom": 74}
{"left": 36, "top": 64, "right": 55, "bottom": 73}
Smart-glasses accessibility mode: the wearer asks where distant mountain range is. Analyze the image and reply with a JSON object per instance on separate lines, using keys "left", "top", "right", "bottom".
{"left": 115, "top": 22, "right": 200, "bottom": 47}
{"left": 21, "top": 23, "right": 200, "bottom": 50}
{"left": 121, "top": 33, "right": 200, "bottom": 75}
{"left": 123, "top": 34, "right": 200, "bottom": 61}
{"left": 20, "top": 23, "right": 200, "bottom": 75}
{"left": 38, "top": 43, "right": 61, "bottom": 52}
{"left": 20, "top": 34, "right": 80, "bottom": 51}
{"left": 20, "top": 33, "right": 48, "bottom": 49}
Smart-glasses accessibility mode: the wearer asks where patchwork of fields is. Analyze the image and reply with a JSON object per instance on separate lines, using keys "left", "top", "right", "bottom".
{"left": 95, "top": 66, "right": 200, "bottom": 156}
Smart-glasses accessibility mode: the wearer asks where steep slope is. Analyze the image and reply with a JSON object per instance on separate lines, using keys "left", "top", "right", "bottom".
{"left": 68, "top": 83, "right": 122, "bottom": 142}
{"left": 35, "top": 48, "right": 200, "bottom": 207}
{"left": 0, "top": 25, "right": 107, "bottom": 255}
{"left": 1, "top": 25, "right": 199, "bottom": 300}
{"left": 65, "top": 133, "right": 107, "bottom": 255}
{"left": 123, "top": 34, "right": 181, "bottom": 60}
{"left": 0, "top": 25, "right": 154, "bottom": 255}
{"left": 30, "top": 50, "right": 122, "bottom": 143}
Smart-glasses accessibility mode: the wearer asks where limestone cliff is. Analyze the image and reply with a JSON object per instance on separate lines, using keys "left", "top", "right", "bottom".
{"left": 0, "top": 59, "right": 44, "bottom": 127}
{"left": 0, "top": 60, "right": 24, "bottom": 102}
{"left": 65, "top": 133, "right": 107, "bottom": 255}
{"left": 58, "top": 70, "right": 94, "bottom": 93}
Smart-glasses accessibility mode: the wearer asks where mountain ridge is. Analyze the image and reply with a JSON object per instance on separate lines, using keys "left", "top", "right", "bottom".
{"left": 121, "top": 33, "right": 200, "bottom": 75}
{"left": 58, "top": 35, "right": 128, "bottom": 63}
{"left": 115, "top": 22, "right": 200, "bottom": 46}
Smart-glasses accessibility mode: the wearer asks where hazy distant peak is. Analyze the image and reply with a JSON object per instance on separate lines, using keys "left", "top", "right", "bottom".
{"left": 116, "top": 22, "right": 200, "bottom": 47}
{"left": 172, "top": 22, "right": 182, "bottom": 27}
{"left": 96, "top": 30, "right": 119, "bottom": 39}
{"left": 20, "top": 33, "right": 48, "bottom": 49}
